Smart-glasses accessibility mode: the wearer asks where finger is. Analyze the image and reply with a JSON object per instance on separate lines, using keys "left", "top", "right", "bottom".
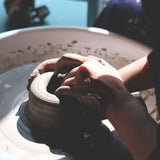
{"left": 54, "top": 86, "right": 78, "bottom": 98}
{"left": 64, "top": 64, "right": 91, "bottom": 82}
{"left": 63, "top": 67, "right": 79, "bottom": 82}
{"left": 61, "top": 66, "right": 91, "bottom": 85}
{"left": 54, "top": 59, "right": 81, "bottom": 75}
{"left": 61, "top": 53, "right": 88, "bottom": 62}
{"left": 35, "top": 58, "right": 59, "bottom": 74}
{"left": 54, "top": 53, "right": 88, "bottom": 74}
{"left": 77, "top": 65, "right": 91, "bottom": 80}
{"left": 61, "top": 76, "right": 76, "bottom": 87}
{"left": 62, "top": 65, "right": 92, "bottom": 90}
{"left": 62, "top": 65, "right": 91, "bottom": 83}
{"left": 62, "top": 77, "right": 94, "bottom": 94}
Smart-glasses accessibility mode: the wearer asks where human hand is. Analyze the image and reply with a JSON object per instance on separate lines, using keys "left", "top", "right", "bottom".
{"left": 27, "top": 53, "right": 86, "bottom": 90}
{"left": 28, "top": 53, "right": 129, "bottom": 112}
{"left": 54, "top": 53, "right": 128, "bottom": 111}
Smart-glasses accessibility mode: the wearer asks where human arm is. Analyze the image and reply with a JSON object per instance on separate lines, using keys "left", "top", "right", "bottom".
{"left": 106, "top": 89, "right": 158, "bottom": 160}
{"left": 32, "top": 55, "right": 154, "bottom": 93}
{"left": 29, "top": 53, "right": 158, "bottom": 159}
{"left": 118, "top": 55, "right": 154, "bottom": 92}
{"left": 54, "top": 53, "right": 158, "bottom": 160}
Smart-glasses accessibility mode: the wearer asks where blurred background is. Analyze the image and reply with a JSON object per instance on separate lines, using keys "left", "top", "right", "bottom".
{"left": 0, "top": 0, "right": 109, "bottom": 33}
{"left": 0, "top": 0, "right": 155, "bottom": 49}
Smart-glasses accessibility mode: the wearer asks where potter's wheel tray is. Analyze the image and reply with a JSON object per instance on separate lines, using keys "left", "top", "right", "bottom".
{"left": 0, "top": 63, "right": 108, "bottom": 160}
{"left": 0, "top": 63, "right": 76, "bottom": 160}
{"left": 25, "top": 71, "right": 86, "bottom": 133}
{"left": 0, "top": 26, "right": 153, "bottom": 159}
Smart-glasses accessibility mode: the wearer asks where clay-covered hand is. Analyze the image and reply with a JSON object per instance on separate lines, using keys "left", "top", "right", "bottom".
{"left": 27, "top": 53, "right": 86, "bottom": 90}
{"left": 54, "top": 53, "right": 129, "bottom": 113}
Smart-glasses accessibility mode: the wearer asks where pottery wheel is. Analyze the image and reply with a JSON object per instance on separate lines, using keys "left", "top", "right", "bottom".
{"left": 0, "top": 63, "right": 117, "bottom": 160}
{"left": 0, "top": 63, "right": 79, "bottom": 160}
{"left": 1, "top": 60, "right": 129, "bottom": 160}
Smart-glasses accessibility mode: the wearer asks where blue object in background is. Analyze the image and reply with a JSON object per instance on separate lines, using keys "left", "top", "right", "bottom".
{"left": 0, "top": 1, "right": 8, "bottom": 33}
{"left": 0, "top": 0, "right": 88, "bottom": 33}
{"left": 36, "top": 0, "right": 88, "bottom": 27}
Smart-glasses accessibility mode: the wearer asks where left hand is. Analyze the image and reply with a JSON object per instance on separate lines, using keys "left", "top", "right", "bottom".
{"left": 27, "top": 53, "right": 87, "bottom": 90}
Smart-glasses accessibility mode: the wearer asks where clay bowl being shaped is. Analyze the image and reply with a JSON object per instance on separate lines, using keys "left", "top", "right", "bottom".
{"left": 26, "top": 72, "right": 82, "bottom": 132}
{"left": 26, "top": 71, "right": 103, "bottom": 133}
{"left": 0, "top": 26, "right": 153, "bottom": 159}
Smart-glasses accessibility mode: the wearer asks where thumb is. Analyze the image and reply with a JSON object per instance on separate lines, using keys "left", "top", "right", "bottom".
{"left": 54, "top": 86, "right": 79, "bottom": 99}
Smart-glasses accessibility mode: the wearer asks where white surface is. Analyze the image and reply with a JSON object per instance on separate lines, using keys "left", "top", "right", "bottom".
{"left": 0, "top": 26, "right": 152, "bottom": 159}
{"left": 0, "top": 26, "right": 152, "bottom": 74}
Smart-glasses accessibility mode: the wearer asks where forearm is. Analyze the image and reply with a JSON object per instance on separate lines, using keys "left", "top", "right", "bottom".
{"left": 106, "top": 94, "right": 158, "bottom": 160}
{"left": 118, "top": 56, "right": 154, "bottom": 92}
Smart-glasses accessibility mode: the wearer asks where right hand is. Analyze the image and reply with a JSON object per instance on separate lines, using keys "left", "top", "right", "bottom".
{"left": 54, "top": 54, "right": 129, "bottom": 108}
{"left": 27, "top": 53, "right": 90, "bottom": 90}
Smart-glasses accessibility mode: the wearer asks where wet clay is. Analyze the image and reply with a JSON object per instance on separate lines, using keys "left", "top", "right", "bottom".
{"left": 0, "top": 27, "right": 154, "bottom": 160}
{"left": 25, "top": 56, "right": 112, "bottom": 132}
{"left": 26, "top": 72, "right": 83, "bottom": 132}
{"left": 26, "top": 72, "right": 103, "bottom": 133}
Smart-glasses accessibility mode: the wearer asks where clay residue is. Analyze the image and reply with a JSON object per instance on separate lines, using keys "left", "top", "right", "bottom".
{"left": 0, "top": 40, "right": 157, "bottom": 123}
{"left": 0, "top": 40, "right": 130, "bottom": 74}
{"left": 104, "top": 53, "right": 133, "bottom": 69}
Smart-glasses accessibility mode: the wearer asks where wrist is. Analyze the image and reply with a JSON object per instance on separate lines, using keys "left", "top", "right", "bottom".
{"left": 96, "top": 78, "right": 130, "bottom": 115}
{"left": 105, "top": 92, "right": 142, "bottom": 123}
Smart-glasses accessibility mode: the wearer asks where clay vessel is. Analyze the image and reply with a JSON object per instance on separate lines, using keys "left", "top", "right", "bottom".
{"left": 25, "top": 72, "right": 83, "bottom": 132}
{"left": 25, "top": 70, "right": 104, "bottom": 134}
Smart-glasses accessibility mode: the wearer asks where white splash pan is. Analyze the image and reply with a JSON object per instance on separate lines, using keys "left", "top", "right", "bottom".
{"left": 0, "top": 26, "right": 152, "bottom": 74}
{"left": 0, "top": 26, "right": 153, "bottom": 159}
